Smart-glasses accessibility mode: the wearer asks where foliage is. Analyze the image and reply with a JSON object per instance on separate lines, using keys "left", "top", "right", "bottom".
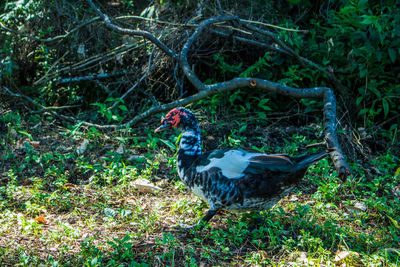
{"left": 1, "top": 0, "right": 400, "bottom": 265}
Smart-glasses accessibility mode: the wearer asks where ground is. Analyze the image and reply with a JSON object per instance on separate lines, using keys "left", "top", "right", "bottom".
{"left": 0, "top": 108, "right": 399, "bottom": 266}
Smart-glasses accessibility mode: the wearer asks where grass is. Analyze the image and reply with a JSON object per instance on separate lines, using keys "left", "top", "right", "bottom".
{"left": 0, "top": 110, "right": 399, "bottom": 266}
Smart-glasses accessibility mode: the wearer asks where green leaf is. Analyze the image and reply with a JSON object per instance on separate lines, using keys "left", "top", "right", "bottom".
{"left": 258, "top": 98, "right": 272, "bottom": 111}
{"left": 388, "top": 48, "right": 396, "bottom": 63}
{"left": 118, "top": 105, "right": 128, "bottom": 111}
{"left": 388, "top": 216, "right": 400, "bottom": 229}
{"left": 358, "top": 0, "right": 368, "bottom": 7}
{"left": 91, "top": 102, "right": 105, "bottom": 108}
{"left": 369, "top": 85, "right": 381, "bottom": 98}
{"left": 382, "top": 98, "right": 389, "bottom": 118}
{"left": 17, "top": 130, "right": 33, "bottom": 140}
{"left": 356, "top": 96, "right": 363, "bottom": 106}
{"left": 160, "top": 139, "right": 176, "bottom": 151}
{"left": 257, "top": 112, "right": 267, "bottom": 120}
{"left": 361, "top": 15, "right": 378, "bottom": 26}
{"left": 358, "top": 108, "right": 369, "bottom": 116}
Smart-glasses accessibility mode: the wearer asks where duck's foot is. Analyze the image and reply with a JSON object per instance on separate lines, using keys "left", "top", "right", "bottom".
{"left": 173, "top": 209, "right": 218, "bottom": 231}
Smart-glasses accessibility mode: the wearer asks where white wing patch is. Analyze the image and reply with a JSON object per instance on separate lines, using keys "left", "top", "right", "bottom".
{"left": 196, "top": 150, "right": 264, "bottom": 179}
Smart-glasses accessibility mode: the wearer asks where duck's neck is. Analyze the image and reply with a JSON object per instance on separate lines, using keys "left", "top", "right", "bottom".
{"left": 176, "top": 125, "right": 202, "bottom": 179}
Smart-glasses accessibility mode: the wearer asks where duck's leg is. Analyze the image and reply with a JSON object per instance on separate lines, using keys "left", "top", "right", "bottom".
{"left": 177, "top": 209, "right": 218, "bottom": 230}
{"left": 200, "top": 209, "right": 218, "bottom": 223}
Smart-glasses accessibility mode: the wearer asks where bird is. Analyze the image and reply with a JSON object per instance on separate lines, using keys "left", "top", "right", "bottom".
{"left": 155, "top": 107, "right": 331, "bottom": 228}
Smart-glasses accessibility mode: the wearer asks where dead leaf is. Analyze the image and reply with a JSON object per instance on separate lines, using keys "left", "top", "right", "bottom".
{"left": 22, "top": 179, "right": 33, "bottom": 186}
{"left": 297, "top": 252, "right": 309, "bottom": 264}
{"left": 351, "top": 200, "right": 367, "bottom": 211}
{"left": 344, "top": 200, "right": 367, "bottom": 216}
{"left": 334, "top": 250, "right": 359, "bottom": 263}
{"left": 77, "top": 139, "right": 89, "bottom": 155}
{"left": 125, "top": 197, "right": 136, "bottom": 205}
{"left": 35, "top": 216, "right": 48, "bottom": 224}
{"left": 116, "top": 143, "right": 125, "bottom": 154}
{"left": 64, "top": 183, "right": 78, "bottom": 189}
{"left": 133, "top": 179, "right": 162, "bottom": 194}
{"left": 250, "top": 79, "right": 257, "bottom": 87}
{"left": 26, "top": 139, "right": 40, "bottom": 149}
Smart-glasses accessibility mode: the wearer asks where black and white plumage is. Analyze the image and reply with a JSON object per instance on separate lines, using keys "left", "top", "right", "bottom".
{"left": 155, "top": 107, "right": 330, "bottom": 227}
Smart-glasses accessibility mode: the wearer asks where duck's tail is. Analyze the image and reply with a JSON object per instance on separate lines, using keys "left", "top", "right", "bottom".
{"left": 293, "top": 149, "right": 332, "bottom": 171}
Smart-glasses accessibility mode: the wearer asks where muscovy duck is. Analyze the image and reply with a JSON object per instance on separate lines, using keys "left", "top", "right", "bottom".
{"left": 155, "top": 107, "right": 330, "bottom": 227}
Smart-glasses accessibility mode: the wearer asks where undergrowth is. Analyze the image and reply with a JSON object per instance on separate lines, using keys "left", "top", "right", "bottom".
{"left": 0, "top": 109, "right": 399, "bottom": 266}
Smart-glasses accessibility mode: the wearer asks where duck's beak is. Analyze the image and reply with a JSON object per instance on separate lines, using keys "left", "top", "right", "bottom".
{"left": 154, "top": 122, "right": 172, "bottom": 133}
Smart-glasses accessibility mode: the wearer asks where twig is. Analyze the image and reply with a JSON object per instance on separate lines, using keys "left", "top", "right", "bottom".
{"left": 34, "top": 43, "right": 140, "bottom": 85}
{"left": 108, "top": 46, "right": 157, "bottom": 110}
{"left": 2, "top": 86, "right": 114, "bottom": 129}
{"left": 241, "top": 19, "right": 309, "bottom": 33}
{"left": 116, "top": 15, "right": 196, "bottom": 28}
{"left": 174, "top": 63, "right": 184, "bottom": 97}
{"left": 57, "top": 71, "right": 131, "bottom": 84}
{"left": 180, "top": 15, "right": 239, "bottom": 91}
{"left": 371, "top": 113, "right": 400, "bottom": 135}
{"left": 43, "top": 105, "right": 81, "bottom": 110}
{"left": 216, "top": 0, "right": 224, "bottom": 16}
{"left": 238, "top": 19, "right": 350, "bottom": 98}
{"left": 0, "top": 17, "right": 98, "bottom": 43}
{"left": 209, "top": 29, "right": 290, "bottom": 56}
{"left": 87, "top": 0, "right": 179, "bottom": 61}
{"left": 306, "top": 142, "right": 327, "bottom": 148}
{"left": 35, "top": 51, "right": 69, "bottom": 85}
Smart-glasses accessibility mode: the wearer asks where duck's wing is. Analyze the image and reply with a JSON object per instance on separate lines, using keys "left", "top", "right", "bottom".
{"left": 244, "top": 154, "right": 295, "bottom": 175}
{"left": 194, "top": 149, "right": 294, "bottom": 179}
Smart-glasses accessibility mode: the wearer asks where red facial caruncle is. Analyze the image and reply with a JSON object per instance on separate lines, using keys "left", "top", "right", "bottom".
{"left": 162, "top": 108, "right": 188, "bottom": 127}
{"left": 155, "top": 108, "right": 188, "bottom": 133}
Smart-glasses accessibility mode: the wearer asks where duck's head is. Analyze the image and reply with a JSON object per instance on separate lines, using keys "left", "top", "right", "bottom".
{"left": 154, "top": 107, "right": 197, "bottom": 133}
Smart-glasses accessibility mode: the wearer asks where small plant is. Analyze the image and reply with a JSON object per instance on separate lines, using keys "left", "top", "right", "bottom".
{"left": 91, "top": 98, "right": 128, "bottom": 123}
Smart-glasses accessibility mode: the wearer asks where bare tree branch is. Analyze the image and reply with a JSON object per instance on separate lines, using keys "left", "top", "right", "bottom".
{"left": 180, "top": 15, "right": 239, "bottom": 91}
{"left": 123, "top": 78, "right": 351, "bottom": 178}
{"left": 237, "top": 20, "right": 350, "bottom": 98}
{"left": 241, "top": 19, "right": 309, "bottom": 33}
{"left": 209, "top": 29, "right": 290, "bottom": 55}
